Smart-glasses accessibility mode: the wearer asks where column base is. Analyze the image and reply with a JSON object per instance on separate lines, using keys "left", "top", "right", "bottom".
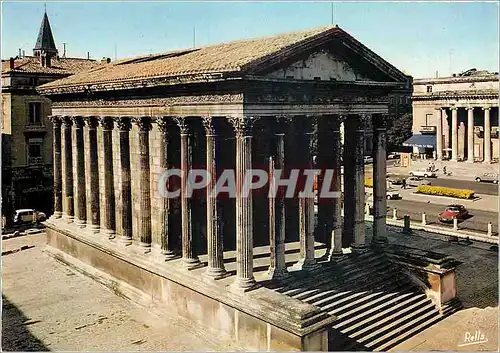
{"left": 116, "top": 235, "right": 132, "bottom": 246}
{"left": 52, "top": 211, "right": 62, "bottom": 219}
{"left": 182, "top": 257, "right": 204, "bottom": 270}
{"left": 203, "top": 267, "right": 229, "bottom": 280}
{"left": 230, "top": 277, "right": 259, "bottom": 293}
{"left": 351, "top": 243, "right": 368, "bottom": 253}
{"left": 328, "top": 249, "right": 346, "bottom": 262}
{"left": 372, "top": 236, "right": 388, "bottom": 245}
{"left": 102, "top": 228, "right": 115, "bottom": 239}
{"left": 292, "top": 258, "right": 321, "bottom": 272}
{"left": 63, "top": 215, "right": 74, "bottom": 224}
{"left": 466, "top": 159, "right": 474, "bottom": 163}
{"left": 135, "top": 241, "right": 151, "bottom": 254}
{"left": 267, "top": 267, "right": 289, "bottom": 281}
{"left": 150, "top": 245, "right": 179, "bottom": 262}
{"left": 74, "top": 219, "right": 86, "bottom": 228}
{"left": 86, "top": 224, "right": 100, "bottom": 234}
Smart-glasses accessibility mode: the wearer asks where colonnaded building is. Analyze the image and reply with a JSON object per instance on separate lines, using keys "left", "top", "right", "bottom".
{"left": 408, "top": 69, "right": 499, "bottom": 162}
{"left": 39, "top": 26, "right": 461, "bottom": 351}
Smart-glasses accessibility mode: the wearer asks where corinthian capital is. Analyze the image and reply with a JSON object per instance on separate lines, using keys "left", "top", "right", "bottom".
{"left": 99, "top": 116, "right": 114, "bottom": 130}
{"left": 132, "top": 116, "right": 152, "bottom": 132}
{"left": 49, "top": 115, "right": 62, "bottom": 127}
{"left": 156, "top": 116, "right": 169, "bottom": 133}
{"left": 71, "top": 116, "right": 85, "bottom": 128}
{"left": 115, "top": 117, "right": 132, "bottom": 131}
{"left": 202, "top": 116, "right": 216, "bottom": 135}
{"left": 173, "top": 116, "right": 190, "bottom": 134}
{"left": 228, "top": 116, "right": 258, "bottom": 137}
{"left": 84, "top": 116, "right": 99, "bottom": 129}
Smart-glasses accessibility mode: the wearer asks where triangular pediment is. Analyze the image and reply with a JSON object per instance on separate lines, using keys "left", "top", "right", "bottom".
{"left": 243, "top": 26, "right": 409, "bottom": 84}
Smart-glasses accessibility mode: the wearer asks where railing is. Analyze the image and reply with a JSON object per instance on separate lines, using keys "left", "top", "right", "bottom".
{"left": 375, "top": 207, "right": 499, "bottom": 244}
{"left": 24, "top": 123, "right": 45, "bottom": 131}
{"left": 420, "top": 126, "right": 436, "bottom": 134}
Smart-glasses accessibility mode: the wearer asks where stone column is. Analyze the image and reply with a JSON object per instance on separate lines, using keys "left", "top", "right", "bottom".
{"left": 174, "top": 117, "right": 202, "bottom": 269}
{"left": 466, "top": 107, "right": 475, "bottom": 162}
{"left": 116, "top": 117, "right": 133, "bottom": 245}
{"left": 229, "top": 116, "right": 258, "bottom": 291}
{"left": 435, "top": 108, "right": 443, "bottom": 160}
{"left": 156, "top": 117, "right": 176, "bottom": 260}
{"left": 202, "top": 116, "right": 227, "bottom": 279}
{"left": 133, "top": 117, "right": 152, "bottom": 252}
{"left": 99, "top": 117, "right": 116, "bottom": 237}
{"left": 73, "top": 116, "right": 87, "bottom": 227}
{"left": 49, "top": 116, "right": 63, "bottom": 219}
{"left": 329, "top": 116, "right": 344, "bottom": 260}
{"left": 372, "top": 114, "right": 388, "bottom": 244}
{"left": 343, "top": 115, "right": 356, "bottom": 247}
{"left": 483, "top": 107, "right": 491, "bottom": 163}
{"left": 351, "top": 114, "right": 367, "bottom": 253}
{"left": 294, "top": 117, "right": 318, "bottom": 271}
{"left": 84, "top": 117, "right": 100, "bottom": 233}
{"left": 451, "top": 107, "right": 458, "bottom": 162}
{"left": 268, "top": 116, "right": 289, "bottom": 279}
{"left": 62, "top": 117, "right": 74, "bottom": 222}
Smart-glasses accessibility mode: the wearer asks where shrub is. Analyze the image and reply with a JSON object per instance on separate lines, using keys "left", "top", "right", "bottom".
{"left": 365, "top": 177, "right": 373, "bottom": 188}
{"left": 416, "top": 185, "right": 475, "bottom": 199}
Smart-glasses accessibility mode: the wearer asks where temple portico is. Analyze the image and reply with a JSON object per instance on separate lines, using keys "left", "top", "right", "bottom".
{"left": 39, "top": 26, "right": 415, "bottom": 350}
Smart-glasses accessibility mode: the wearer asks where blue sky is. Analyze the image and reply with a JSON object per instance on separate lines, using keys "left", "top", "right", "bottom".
{"left": 2, "top": 1, "right": 498, "bottom": 78}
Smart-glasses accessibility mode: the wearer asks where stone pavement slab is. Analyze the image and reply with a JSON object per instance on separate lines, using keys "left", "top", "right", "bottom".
{"left": 1, "top": 233, "right": 239, "bottom": 351}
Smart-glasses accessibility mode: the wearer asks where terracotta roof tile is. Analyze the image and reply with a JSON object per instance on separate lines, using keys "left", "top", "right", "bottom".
{"left": 2, "top": 56, "right": 102, "bottom": 75}
{"left": 39, "top": 26, "right": 334, "bottom": 90}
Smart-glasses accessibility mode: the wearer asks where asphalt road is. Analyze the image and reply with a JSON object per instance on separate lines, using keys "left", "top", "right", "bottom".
{"left": 387, "top": 199, "right": 499, "bottom": 234}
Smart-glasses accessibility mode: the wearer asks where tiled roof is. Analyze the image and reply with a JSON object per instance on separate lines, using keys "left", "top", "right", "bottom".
{"left": 2, "top": 56, "right": 102, "bottom": 75}
{"left": 39, "top": 26, "right": 336, "bottom": 89}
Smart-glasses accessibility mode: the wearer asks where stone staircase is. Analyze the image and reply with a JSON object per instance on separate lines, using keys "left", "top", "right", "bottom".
{"left": 269, "top": 250, "right": 462, "bottom": 351}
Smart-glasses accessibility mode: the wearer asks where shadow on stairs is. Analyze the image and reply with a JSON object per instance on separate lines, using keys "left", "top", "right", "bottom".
{"left": 264, "top": 250, "right": 462, "bottom": 351}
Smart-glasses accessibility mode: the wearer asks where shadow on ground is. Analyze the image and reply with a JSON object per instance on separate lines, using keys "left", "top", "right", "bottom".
{"left": 2, "top": 295, "right": 49, "bottom": 351}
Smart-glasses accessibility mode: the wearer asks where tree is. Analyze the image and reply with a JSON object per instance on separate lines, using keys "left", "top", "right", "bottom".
{"left": 387, "top": 113, "right": 413, "bottom": 152}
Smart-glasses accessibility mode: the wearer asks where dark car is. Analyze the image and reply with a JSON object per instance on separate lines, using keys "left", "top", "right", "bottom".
{"left": 438, "top": 205, "right": 469, "bottom": 223}
{"left": 388, "top": 177, "right": 404, "bottom": 185}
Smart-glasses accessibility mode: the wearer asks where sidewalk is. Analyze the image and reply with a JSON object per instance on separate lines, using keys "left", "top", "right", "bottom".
{"left": 2, "top": 233, "right": 239, "bottom": 351}
{"left": 388, "top": 159, "right": 499, "bottom": 182}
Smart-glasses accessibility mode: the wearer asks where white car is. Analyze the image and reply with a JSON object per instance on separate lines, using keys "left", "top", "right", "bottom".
{"left": 406, "top": 176, "right": 431, "bottom": 187}
{"left": 363, "top": 156, "right": 374, "bottom": 164}
{"left": 409, "top": 170, "right": 436, "bottom": 178}
{"left": 387, "top": 153, "right": 400, "bottom": 159}
{"left": 13, "top": 209, "right": 46, "bottom": 225}
{"left": 386, "top": 188, "right": 401, "bottom": 200}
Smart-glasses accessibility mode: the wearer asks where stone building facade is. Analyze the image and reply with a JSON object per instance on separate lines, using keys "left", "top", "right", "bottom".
{"left": 1, "top": 11, "right": 102, "bottom": 222}
{"left": 410, "top": 69, "right": 499, "bottom": 162}
{"left": 40, "top": 26, "right": 414, "bottom": 350}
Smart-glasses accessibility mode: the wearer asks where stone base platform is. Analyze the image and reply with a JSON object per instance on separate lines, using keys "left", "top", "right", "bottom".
{"left": 44, "top": 220, "right": 336, "bottom": 351}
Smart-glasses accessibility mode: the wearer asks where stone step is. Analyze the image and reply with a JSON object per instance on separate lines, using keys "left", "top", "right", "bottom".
{"left": 292, "top": 260, "right": 397, "bottom": 301}
{"left": 335, "top": 292, "right": 426, "bottom": 333}
{"left": 278, "top": 252, "right": 385, "bottom": 296}
{"left": 323, "top": 281, "right": 407, "bottom": 317}
{"left": 306, "top": 264, "right": 405, "bottom": 306}
{"left": 358, "top": 301, "right": 437, "bottom": 347}
{"left": 373, "top": 309, "right": 443, "bottom": 351}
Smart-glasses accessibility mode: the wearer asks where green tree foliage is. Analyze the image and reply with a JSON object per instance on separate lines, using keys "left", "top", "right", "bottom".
{"left": 387, "top": 113, "right": 413, "bottom": 152}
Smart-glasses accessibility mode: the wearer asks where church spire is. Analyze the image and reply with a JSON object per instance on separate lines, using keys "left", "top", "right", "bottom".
{"left": 33, "top": 9, "right": 58, "bottom": 58}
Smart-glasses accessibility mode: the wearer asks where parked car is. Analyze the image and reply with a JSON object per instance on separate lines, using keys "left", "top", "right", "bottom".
{"left": 409, "top": 170, "right": 437, "bottom": 178}
{"left": 387, "top": 153, "right": 400, "bottom": 159}
{"left": 406, "top": 176, "right": 431, "bottom": 187}
{"left": 386, "top": 188, "right": 401, "bottom": 200}
{"left": 13, "top": 209, "right": 46, "bottom": 225}
{"left": 363, "top": 156, "right": 374, "bottom": 164}
{"left": 438, "top": 205, "right": 469, "bottom": 223}
{"left": 475, "top": 173, "right": 498, "bottom": 184}
{"left": 388, "top": 177, "right": 404, "bottom": 185}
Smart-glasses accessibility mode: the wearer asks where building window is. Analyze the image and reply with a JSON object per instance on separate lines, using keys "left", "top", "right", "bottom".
{"left": 28, "top": 102, "right": 42, "bottom": 125}
{"left": 28, "top": 138, "right": 43, "bottom": 165}
{"left": 425, "top": 114, "right": 433, "bottom": 126}
{"left": 426, "top": 85, "right": 432, "bottom": 93}
{"left": 29, "top": 77, "right": 39, "bottom": 86}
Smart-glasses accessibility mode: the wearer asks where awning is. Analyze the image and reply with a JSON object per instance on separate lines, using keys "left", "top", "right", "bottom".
{"left": 403, "top": 134, "right": 436, "bottom": 148}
